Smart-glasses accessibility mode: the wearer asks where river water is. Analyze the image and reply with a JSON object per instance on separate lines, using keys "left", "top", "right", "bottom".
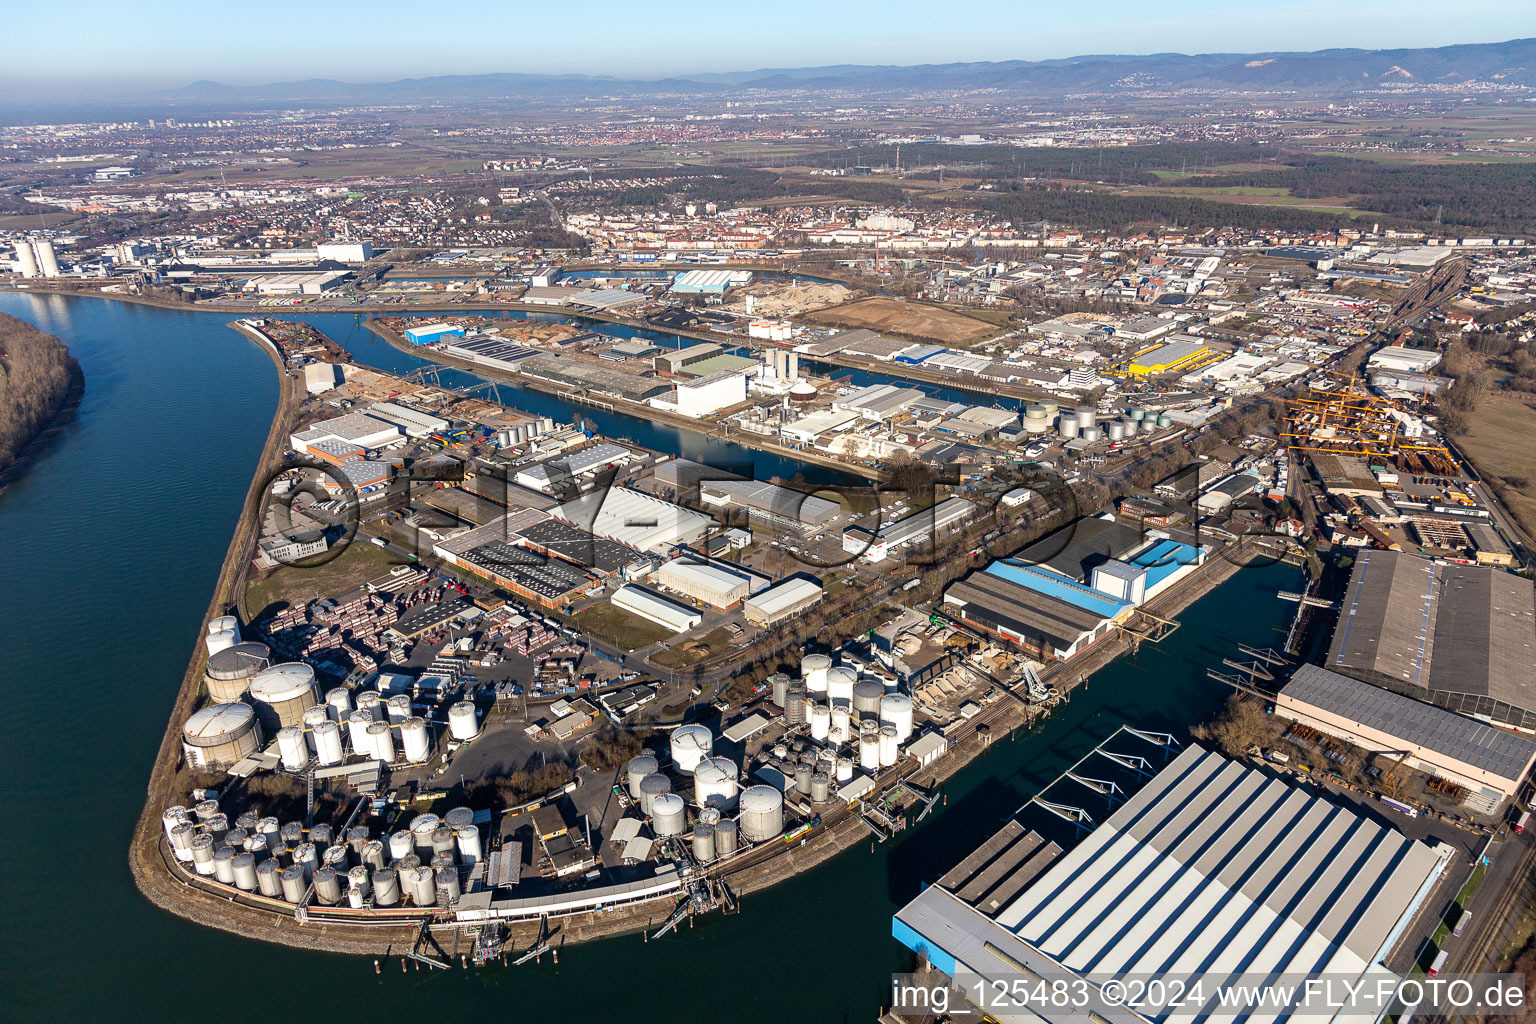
{"left": 0, "top": 291, "right": 1300, "bottom": 1020}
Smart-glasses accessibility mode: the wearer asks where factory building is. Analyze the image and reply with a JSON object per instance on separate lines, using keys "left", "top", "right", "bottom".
{"left": 553, "top": 487, "right": 715, "bottom": 554}
{"left": 244, "top": 271, "right": 349, "bottom": 295}
{"left": 743, "top": 577, "right": 825, "bottom": 626}
{"left": 651, "top": 557, "right": 752, "bottom": 609}
{"left": 668, "top": 370, "right": 748, "bottom": 418}
{"left": 366, "top": 402, "right": 449, "bottom": 438}
{"left": 405, "top": 323, "right": 465, "bottom": 345}
{"left": 669, "top": 269, "right": 752, "bottom": 295}
{"left": 323, "top": 460, "right": 394, "bottom": 494}
{"left": 831, "top": 383, "right": 925, "bottom": 422}
{"left": 699, "top": 479, "right": 842, "bottom": 534}
{"left": 1275, "top": 664, "right": 1536, "bottom": 802}
{"left": 290, "top": 412, "right": 402, "bottom": 453}
{"left": 943, "top": 559, "right": 1133, "bottom": 662}
{"left": 893, "top": 745, "right": 1452, "bottom": 1024}
{"left": 841, "top": 497, "right": 976, "bottom": 563}
{"left": 655, "top": 343, "right": 723, "bottom": 376}
{"left": 315, "top": 240, "right": 375, "bottom": 263}
{"left": 1126, "top": 336, "right": 1209, "bottom": 376}
{"left": 302, "top": 362, "right": 341, "bottom": 394}
{"left": 612, "top": 584, "right": 703, "bottom": 633}
{"left": 434, "top": 511, "right": 603, "bottom": 609}
{"left": 1326, "top": 549, "right": 1536, "bottom": 731}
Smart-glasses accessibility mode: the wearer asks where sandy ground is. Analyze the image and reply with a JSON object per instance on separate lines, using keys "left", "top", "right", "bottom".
{"left": 722, "top": 278, "right": 857, "bottom": 317}
{"left": 808, "top": 297, "right": 996, "bottom": 345}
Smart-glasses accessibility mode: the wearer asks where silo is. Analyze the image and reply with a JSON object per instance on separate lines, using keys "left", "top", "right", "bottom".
{"left": 444, "top": 808, "right": 475, "bottom": 832}
{"left": 191, "top": 835, "right": 216, "bottom": 875}
{"left": 879, "top": 725, "right": 900, "bottom": 767}
{"left": 203, "top": 642, "right": 270, "bottom": 702}
{"left": 670, "top": 725, "right": 712, "bottom": 774}
{"left": 811, "top": 772, "right": 831, "bottom": 803}
{"left": 448, "top": 702, "right": 479, "bottom": 741}
{"left": 801, "top": 654, "right": 832, "bottom": 693}
{"left": 355, "top": 690, "right": 383, "bottom": 722}
{"left": 314, "top": 721, "right": 344, "bottom": 767}
{"left": 784, "top": 685, "right": 807, "bottom": 726}
{"left": 247, "top": 663, "right": 319, "bottom": 730}
{"left": 346, "top": 709, "right": 373, "bottom": 755}
{"left": 232, "top": 853, "right": 258, "bottom": 891}
{"left": 277, "top": 727, "right": 308, "bottom": 771}
{"left": 372, "top": 868, "right": 401, "bottom": 907}
{"left": 368, "top": 721, "right": 395, "bottom": 763}
{"left": 205, "top": 629, "right": 237, "bottom": 658}
{"left": 13, "top": 241, "right": 37, "bottom": 278}
{"left": 167, "top": 822, "right": 196, "bottom": 862}
{"left": 651, "top": 793, "right": 687, "bottom": 837}
{"left": 793, "top": 763, "right": 814, "bottom": 796}
{"left": 456, "top": 826, "right": 482, "bottom": 868}
{"left": 401, "top": 717, "right": 431, "bottom": 763}
{"left": 208, "top": 615, "right": 240, "bottom": 639}
{"left": 859, "top": 734, "right": 881, "bottom": 772}
{"left": 386, "top": 694, "right": 412, "bottom": 724}
{"left": 738, "top": 786, "right": 784, "bottom": 843}
{"left": 279, "top": 868, "right": 306, "bottom": 904}
{"left": 639, "top": 774, "right": 671, "bottom": 815}
{"left": 362, "top": 841, "right": 386, "bottom": 870}
{"left": 1107, "top": 421, "right": 1127, "bottom": 442}
{"left": 182, "top": 702, "right": 263, "bottom": 770}
{"left": 809, "top": 704, "right": 830, "bottom": 741}
{"left": 1081, "top": 425, "right": 1101, "bottom": 443}
{"left": 771, "top": 675, "right": 789, "bottom": 708}
{"left": 852, "top": 680, "right": 884, "bottom": 718}
{"left": 212, "top": 845, "right": 237, "bottom": 884}
{"left": 692, "top": 757, "right": 740, "bottom": 812}
{"left": 879, "top": 695, "right": 915, "bottom": 742}
{"left": 257, "top": 817, "right": 281, "bottom": 853}
{"left": 325, "top": 687, "right": 352, "bottom": 722}
{"left": 626, "top": 755, "right": 659, "bottom": 798}
{"left": 347, "top": 866, "right": 370, "bottom": 908}
{"left": 388, "top": 831, "right": 413, "bottom": 862}
{"left": 826, "top": 667, "right": 858, "bottom": 702}
{"left": 33, "top": 239, "right": 59, "bottom": 278}
{"left": 1057, "top": 413, "right": 1079, "bottom": 439}
{"left": 313, "top": 867, "right": 343, "bottom": 905}
{"left": 692, "top": 823, "right": 715, "bottom": 863}
{"left": 714, "top": 818, "right": 738, "bottom": 857}
{"left": 410, "top": 814, "right": 441, "bottom": 857}
{"left": 255, "top": 859, "right": 282, "bottom": 897}
{"left": 835, "top": 757, "right": 854, "bottom": 783}
{"left": 1074, "top": 405, "right": 1097, "bottom": 430}
{"left": 430, "top": 826, "right": 455, "bottom": 859}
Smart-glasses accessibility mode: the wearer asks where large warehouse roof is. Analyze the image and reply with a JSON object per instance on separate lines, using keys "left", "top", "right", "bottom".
{"left": 1327, "top": 549, "right": 1536, "bottom": 714}
{"left": 895, "top": 745, "right": 1450, "bottom": 1024}
{"left": 1013, "top": 516, "right": 1147, "bottom": 583}
{"left": 554, "top": 487, "right": 715, "bottom": 553}
{"left": 700, "top": 479, "right": 841, "bottom": 531}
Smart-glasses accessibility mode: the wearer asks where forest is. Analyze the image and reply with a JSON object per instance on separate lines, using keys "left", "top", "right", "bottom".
{"left": 0, "top": 313, "right": 82, "bottom": 482}
{"left": 992, "top": 183, "right": 1351, "bottom": 234}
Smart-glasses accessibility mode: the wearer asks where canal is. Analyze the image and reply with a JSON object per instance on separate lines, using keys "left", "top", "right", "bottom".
{"left": 0, "top": 291, "right": 1300, "bottom": 1020}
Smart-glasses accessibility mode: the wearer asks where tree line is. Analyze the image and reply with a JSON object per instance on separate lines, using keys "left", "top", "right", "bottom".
{"left": 0, "top": 313, "right": 82, "bottom": 481}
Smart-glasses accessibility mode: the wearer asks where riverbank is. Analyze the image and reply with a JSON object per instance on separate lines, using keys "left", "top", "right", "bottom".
{"left": 0, "top": 312, "right": 85, "bottom": 496}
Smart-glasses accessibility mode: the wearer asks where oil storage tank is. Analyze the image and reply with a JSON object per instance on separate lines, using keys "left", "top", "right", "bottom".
{"left": 638, "top": 773, "right": 671, "bottom": 815}
{"left": 182, "top": 703, "right": 263, "bottom": 769}
{"left": 879, "top": 694, "right": 915, "bottom": 742}
{"left": 247, "top": 663, "right": 319, "bottom": 730}
{"left": 448, "top": 701, "right": 479, "bottom": 741}
{"left": 203, "top": 642, "right": 270, "bottom": 703}
{"left": 714, "top": 817, "right": 738, "bottom": 857}
{"left": 651, "top": 793, "right": 687, "bottom": 837}
{"left": 626, "top": 755, "right": 659, "bottom": 798}
{"left": 670, "top": 724, "right": 712, "bottom": 774}
{"left": 852, "top": 680, "right": 883, "bottom": 719}
{"left": 738, "top": 786, "right": 784, "bottom": 843}
{"left": 1057, "top": 413, "right": 1079, "bottom": 439}
{"left": 801, "top": 654, "right": 832, "bottom": 693}
{"left": 313, "top": 720, "right": 344, "bottom": 766}
{"left": 692, "top": 823, "right": 715, "bottom": 863}
{"left": 1074, "top": 405, "right": 1097, "bottom": 430}
{"left": 400, "top": 717, "right": 431, "bottom": 762}
{"left": 692, "top": 756, "right": 740, "bottom": 812}
{"left": 826, "top": 667, "right": 857, "bottom": 702}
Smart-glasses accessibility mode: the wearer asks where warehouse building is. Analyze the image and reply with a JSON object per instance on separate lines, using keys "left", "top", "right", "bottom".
{"left": 302, "top": 362, "right": 340, "bottom": 394}
{"left": 893, "top": 745, "right": 1452, "bottom": 1024}
{"left": 669, "top": 268, "right": 751, "bottom": 295}
{"left": 1011, "top": 515, "right": 1147, "bottom": 583}
{"left": 699, "top": 479, "right": 842, "bottom": 534}
{"left": 667, "top": 370, "right": 748, "bottom": 418}
{"left": 290, "top": 411, "right": 402, "bottom": 453}
{"left": 832, "top": 383, "right": 925, "bottom": 422}
{"left": 1126, "top": 336, "right": 1209, "bottom": 376}
{"left": 651, "top": 556, "right": 752, "bottom": 609}
{"left": 553, "top": 487, "right": 715, "bottom": 554}
{"left": 943, "top": 559, "right": 1133, "bottom": 662}
{"left": 433, "top": 510, "right": 600, "bottom": 608}
{"left": 404, "top": 323, "right": 465, "bottom": 345}
{"left": 743, "top": 577, "right": 824, "bottom": 626}
{"left": 1275, "top": 664, "right": 1536, "bottom": 802}
{"left": 655, "top": 343, "right": 722, "bottom": 376}
{"left": 1327, "top": 549, "right": 1536, "bottom": 731}
{"left": 612, "top": 584, "right": 702, "bottom": 633}
{"left": 841, "top": 496, "right": 976, "bottom": 563}
{"left": 366, "top": 401, "right": 449, "bottom": 438}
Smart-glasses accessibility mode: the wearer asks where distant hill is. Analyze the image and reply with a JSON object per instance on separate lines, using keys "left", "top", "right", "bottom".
{"left": 161, "top": 37, "right": 1536, "bottom": 104}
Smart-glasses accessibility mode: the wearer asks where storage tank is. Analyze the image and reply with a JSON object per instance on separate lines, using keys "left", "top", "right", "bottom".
{"left": 372, "top": 868, "right": 400, "bottom": 907}
{"left": 859, "top": 734, "right": 881, "bottom": 771}
{"left": 809, "top": 704, "right": 830, "bottom": 741}
{"left": 811, "top": 772, "right": 831, "bottom": 803}
{"left": 638, "top": 773, "right": 671, "bottom": 815}
{"left": 255, "top": 859, "right": 282, "bottom": 897}
{"left": 410, "top": 814, "right": 440, "bottom": 856}
{"left": 1038, "top": 399, "right": 1059, "bottom": 416}
{"left": 277, "top": 726, "right": 308, "bottom": 771}
{"left": 324, "top": 687, "right": 351, "bottom": 722}
{"left": 879, "top": 725, "right": 900, "bottom": 767}
{"left": 405, "top": 866, "right": 436, "bottom": 907}
{"left": 793, "top": 763, "right": 814, "bottom": 796}
{"left": 1057, "top": 414, "right": 1079, "bottom": 439}
{"left": 206, "top": 614, "right": 239, "bottom": 639}
{"left": 1074, "top": 405, "right": 1097, "bottom": 430}
{"left": 456, "top": 826, "right": 482, "bottom": 868}
{"left": 692, "top": 756, "right": 740, "bottom": 812}
{"left": 801, "top": 654, "right": 832, "bottom": 693}
{"left": 345, "top": 710, "right": 373, "bottom": 756}
{"left": 1023, "top": 411, "right": 1052, "bottom": 434}
{"left": 355, "top": 690, "right": 383, "bottom": 722}
{"left": 1156, "top": 413, "right": 1173, "bottom": 428}
{"left": 257, "top": 817, "right": 281, "bottom": 853}
{"left": 737, "top": 786, "right": 784, "bottom": 842}
{"left": 670, "top": 724, "right": 712, "bottom": 774}
{"left": 879, "top": 694, "right": 915, "bottom": 742}
{"left": 313, "top": 866, "right": 343, "bottom": 905}
{"left": 247, "top": 663, "right": 319, "bottom": 730}
{"left": 347, "top": 866, "right": 370, "bottom": 908}
{"left": 626, "top": 755, "right": 659, "bottom": 798}
{"left": 203, "top": 641, "right": 270, "bottom": 702}
{"left": 301, "top": 705, "right": 329, "bottom": 751}
{"left": 388, "top": 831, "right": 413, "bottom": 862}
{"left": 232, "top": 853, "right": 258, "bottom": 891}
{"left": 784, "top": 685, "right": 808, "bottom": 726}
{"left": 293, "top": 843, "right": 319, "bottom": 878}
{"left": 401, "top": 717, "right": 431, "bottom": 762}
{"left": 714, "top": 817, "right": 738, "bottom": 857}
{"left": 448, "top": 701, "right": 479, "bottom": 741}
{"left": 280, "top": 820, "right": 304, "bottom": 848}
{"left": 651, "top": 793, "right": 687, "bottom": 837}
{"left": 181, "top": 702, "right": 263, "bottom": 769}
{"left": 826, "top": 667, "right": 858, "bottom": 702}
{"left": 1127, "top": 407, "right": 1146, "bottom": 421}
{"left": 430, "top": 826, "right": 455, "bottom": 859}
{"left": 368, "top": 721, "right": 395, "bottom": 763}
{"left": 212, "top": 845, "right": 237, "bottom": 884}
{"left": 771, "top": 675, "right": 789, "bottom": 708}
{"left": 1081, "top": 425, "right": 1101, "bottom": 443}
{"left": 852, "top": 680, "right": 884, "bottom": 718}
{"left": 443, "top": 808, "right": 474, "bottom": 832}
{"left": 204, "top": 629, "right": 237, "bottom": 658}
{"left": 362, "top": 840, "right": 386, "bottom": 870}
{"left": 386, "top": 694, "right": 412, "bottom": 724}
{"left": 191, "top": 834, "right": 216, "bottom": 875}
{"left": 1141, "top": 417, "right": 1159, "bottom": 435}
{"left": 830, "top": 706, "right": 852, "bottom": 743}
{"left": 279, "top": 868, "right": 306, "bottom": 904}
{"left": 1107, "top": 420, "right": 1127, "bottom": 442}
{"left": 692, "top": 823, "right": 715, "bottom": 863}
{"left": 313, "top": 721, "right": 344, "bottom": 766}
{"left": 436, "top": 865, "right": 461, "bottom": 903}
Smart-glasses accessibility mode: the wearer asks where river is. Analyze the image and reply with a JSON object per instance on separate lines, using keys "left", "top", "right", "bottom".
{"left": 0, "top": 290, "right": 1300, "bottom": 1021}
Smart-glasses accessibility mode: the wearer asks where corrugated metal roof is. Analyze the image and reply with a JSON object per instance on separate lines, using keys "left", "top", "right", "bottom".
{"left": 984, "top": 560, "right": 1131, "bottom": 620}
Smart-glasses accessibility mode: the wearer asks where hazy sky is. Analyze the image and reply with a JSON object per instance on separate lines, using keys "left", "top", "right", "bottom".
{"left": 7, "top": 0, "right": 1533, "bottom": 95}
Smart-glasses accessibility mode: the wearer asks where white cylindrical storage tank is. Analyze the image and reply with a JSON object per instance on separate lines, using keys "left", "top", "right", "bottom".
{"left": 794, "top": 763, "right": 814, "bottom": 796}
{"left": 372, "top": 868, "right": 400, "bottom": 906}
{"left": 293, "top": 842, "right": 319, "bottom": 878}
{"left": 368, "top": 721, "right": 395, "bottom": 763}
{"left": 879, "top": 725, "right": 900, "bottom": 767}
{"left": 1156, "top": 413, "right": 1173, "bottom": 428}
{"left": 638, "top": 773, "right": 671, "bottom": 815}
{"left": 444, "top": 808, "right": 474, "bottom": 832}
{"left": 182, "top": 702, "right": 263, "bottom": 770}
{"left": 626, "top": 755, "right": 659, "bottom": 798}
{"left": 232, "top": 853, "right": 258, "bottom": 891}
{"left": 834, "top": 757, "right": 853, "bottom": 783}
{"left": 257, "top": 817, "right": 281, "bottom": 853}
{"left": 651, "top": 793, "right": 687, "bottom": 837}
{"left": 255, "top": 859, "right": 282, "bottom": 897}
{"left": 879, "top": 694, "right": 915, "bottom": 743}
{"left": 1023, "top": 414, "right": 1051, "bottom": 434}
{"left": 301, "top": 705, "right": 329, "bottom": 751}
{"left": 208, "top": 615, "right": 240, "bottom": 639}
{"left": 771, "top": 675, "right": 789, "bottom": 708}
{"left": 1057, "top": 413, "right": 1079, "bottom": 439}
{"left": 313, "top": 866, "right": 343, "bottom": 905}
{"left": 346, "top": 710, "right": 373, "bottom": 755}
{"left": 1106, "top": 420, "right": 1127, "bottom": 442}
{"left": 809, "top": 704, "right": 830, "bottom": 741}
{"left": 1128, "top": 407, "right": 1146, "bottom": 421}
{"left": 347, "top": 866, "right": 370, "bottom": 907}
{"left": 1081, "top": 425, "right": 1101, "bottom": 443}
{"left": 204, "top": 629, "right": 237, "bottom": 658}
{"left": 1074, "top": 405, "right": 1097, "bottom": 430}
{"left": 1141, "top": 416, "right": 1159, "bottom": 435}
{"left": 830, "top": 707, "right": 852, "bottom": 743}
{"left": 859, "top": 734, "right": 881, "bottom": 771}
{"left": 456, "top": 826, "right": 482, "bottom": 868}
{"left": 852, "top": 680, "right": 884, "bottom": 718}
{"left": 213, "top": 845, "right": 237, "bottom": 884}
{"left": 410, "top": 814, "right": 441, "bottom": 857}
{"left": 401, "top": 717, "right": 431, "bottom": 763}
{"left": 279, "top": 868, "right": 306, "bottom": 904}
{"left": 430, "top": 826, "right": 455, "bottom": 859}
{"left": 407, "top": 866, "right": 437, "bottom": 907}
{"left": 277, "top": 726, "right": 307, "bottom": 771}
{"left": 386, "top": 694, "right": 412, "bottom": 724}
{"left": 203, "top": 641, "right": 269, "bottom": 702}
{"left": 436, "top": 865, "right": 461, "bottom": 903}
{"left": 355, "top": 690, "right": 383, "bottom": 722}
{"left": 313, "top": 720, "right": 344, "bottom": 766}
{"left": 811, "top": 772, "right": 831, "bottom": 803}
{"left": 737, "top": 786, "right": 784, "bottom": 843}
{"left": 692, "top": 756, "right": 740, "bottom": 812}
{"left": 714, "top": 817, "right": 738, "bottom": 857}
{"left": 692, "top": 823, "right": 715, "bottom": 863}
{"left": 191, "top": 834, "right": 216, "bottom": 875}
{"left": 448, "top": 701, "right": 479, "bottom": 741}
{"left": 388, "top": 831, "right": 413, "bottom": 863}
{"left": 161, "top": 806, "right": 189, "bottom": 842}
{"left": 248, "top": 663, "right": 319, "bottom": 730}
{"left": 670, "top": 724, "right": 712, "bottom": 774}
{"left": 826, "top": 666, "right": 857, "bottom": 702}
{"left": 362, "top": 840, "right": 386, "bottom": 870}
{"left": 325, "top": 687, "right": 351, "bottom": 721}
{"left": 801, "top": 654, "right": 832, "bottom": 693}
